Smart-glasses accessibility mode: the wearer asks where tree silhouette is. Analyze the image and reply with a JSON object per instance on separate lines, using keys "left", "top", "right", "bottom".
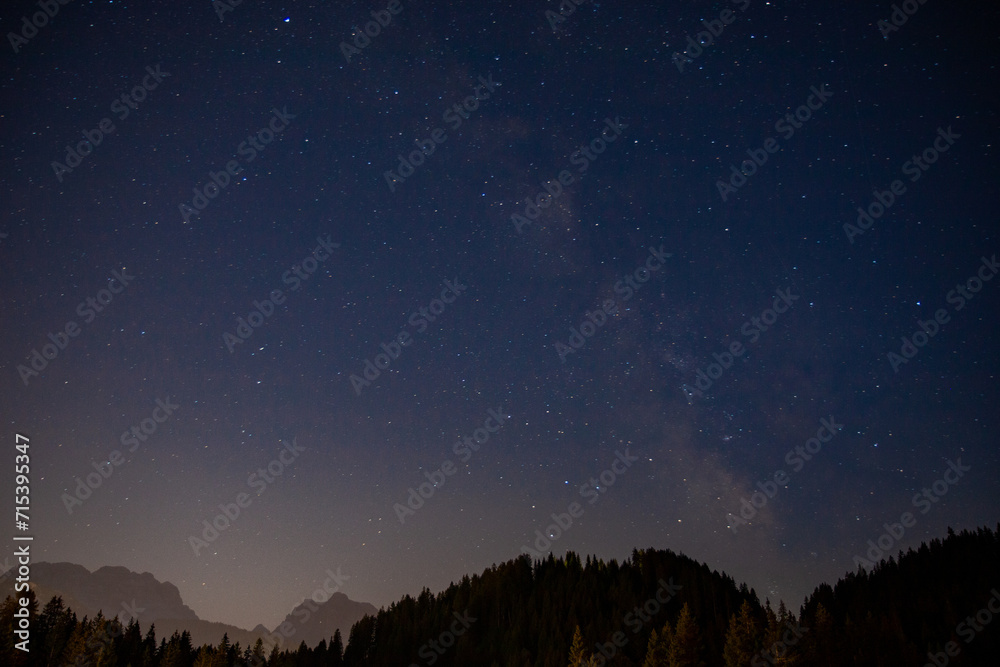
{"left": 568, "top": 625, "right": 587, "bottom": 666}
{"left": 722, "top": 600, "right": 759, "bottom": 666}
{"left": 642, "top": 626, "right": 669, "bottom": 666}
{"left": 669, "top": 603, "right": 704, "bottom": 667}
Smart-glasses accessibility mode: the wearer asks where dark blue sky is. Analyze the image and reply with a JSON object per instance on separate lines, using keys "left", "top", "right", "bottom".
{"left": 1, "top": 0, "right": 998, "bottom": 630}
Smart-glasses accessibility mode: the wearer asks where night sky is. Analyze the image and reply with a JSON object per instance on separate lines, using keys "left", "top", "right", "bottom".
{"left": 2, "top": 0, "right": 998, "bottom": 633}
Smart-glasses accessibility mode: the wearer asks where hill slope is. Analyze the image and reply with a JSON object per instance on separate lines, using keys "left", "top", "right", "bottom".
{"left": 2, "top": 525, "right": 998, "bottom": 665}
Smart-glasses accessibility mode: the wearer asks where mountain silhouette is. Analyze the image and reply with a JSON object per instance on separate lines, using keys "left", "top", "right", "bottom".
{"left": 273, "top": 591, "right": 377, "bottom": 649}
{"left": 2, "top": 526, "right": 998, "bottom": 664}
{"left": 0, "top": 561, "right": 372, "bottom": 650}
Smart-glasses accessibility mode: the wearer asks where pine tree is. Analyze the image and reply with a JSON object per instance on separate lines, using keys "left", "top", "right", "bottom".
{"left": 568, "top": 625, "right": 587, "bottom": 666}
{"left": 330, "top": 629, "right": 344, "bottom": 666}
{"left": 159, "top": 630, "right": 193, "bottom": 667}
{"left": 217, "top": 632, "right": 231, "bottom": 667}
{"left": 342, "top": 615, "right": 376, "bottom": 665}
{"left": 642, "top": 627, "right": 668, "bottom": 666}
{"left": 669, "top": 603, "right": 704, "bottom": 667}
{"left": 816, "top": 603, "right": 839, "bottom": 667}
{"left": 723, "top": 600, "right": 760, "bottom": 666}
{"left": 660, "top": 619, "right": 674, "bottom": 658}
{"left": 35, "top": 595, "right": 77, "bottom": 665}
{"left": 760, "top": 601, "right": 800, "bottom": 666}
{"left": 192, "top": 646, "right": 216, "bottom": 667}
{"left": 249, "top": 637, "right": 267, "bottom": 667}
{"left": 316, "top": 637, "right": 329, "bottom": 664}
{"left": 60, "top": 620, "right": 91, "bottom": 667}
{"left": 75, "top": 612, "right": 120, "bottom": 667}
